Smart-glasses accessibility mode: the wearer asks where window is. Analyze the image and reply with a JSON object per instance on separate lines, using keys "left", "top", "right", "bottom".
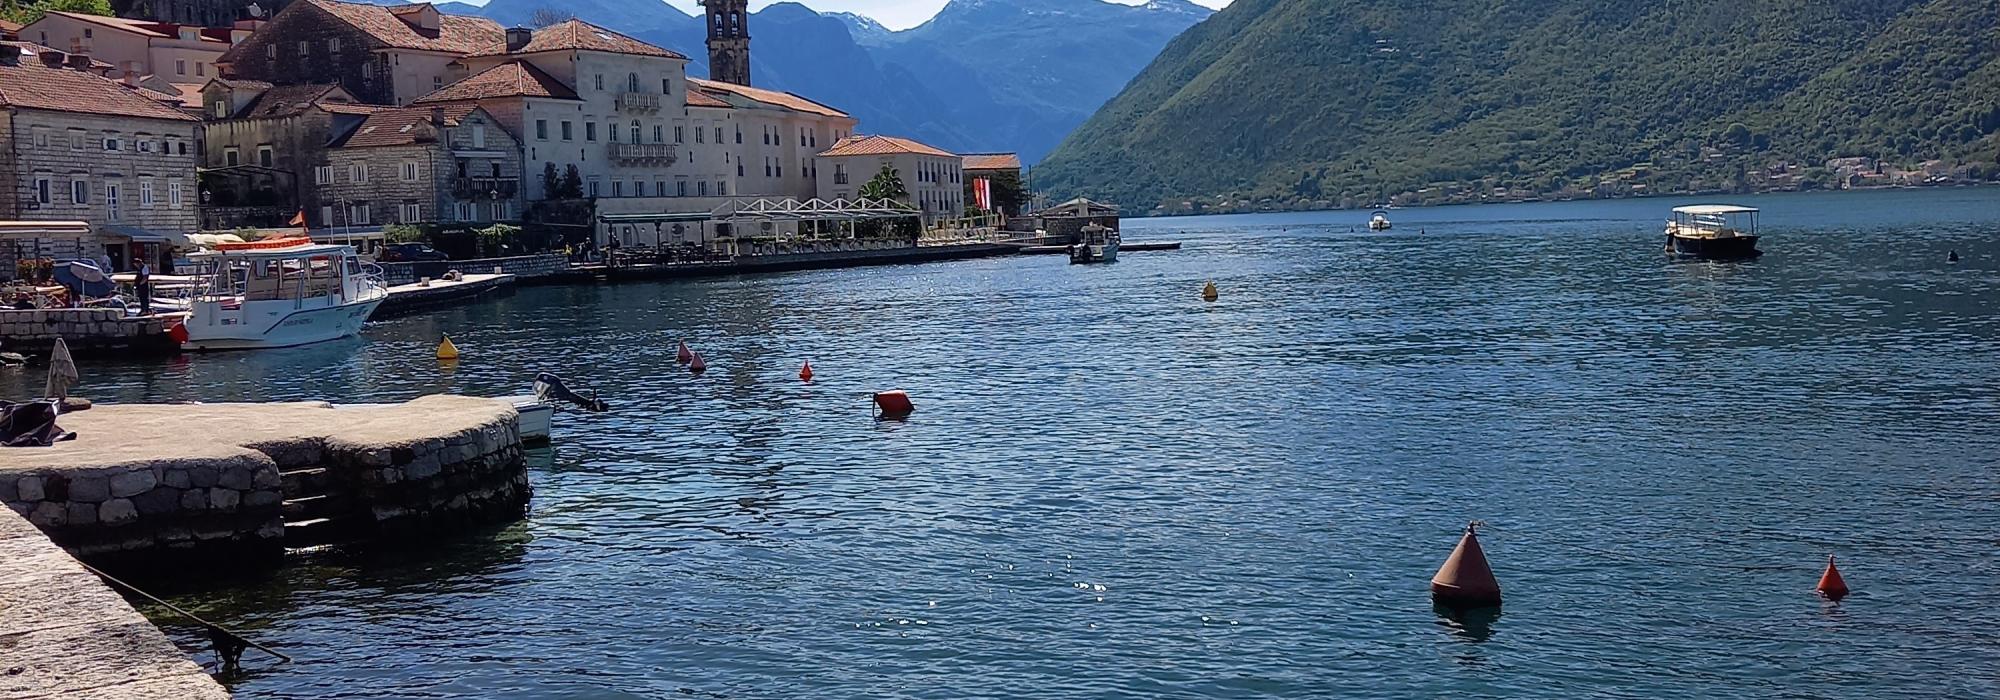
{"left": 175, "top": 59, "right": 186, "bottom": 75}
{"left": 697, "top": 181, "right": 707, "bottom": 197}
{"left": 315, "top": 165, "right": 332, "bottom": 184}
{"left": 139, "top": 140, "right": 154, "bottom": 153}
{"left": 103, "top": 137, "right": 120, "bottom": 152}
{"left": 809, "top": 130, "right": 815, "bottom": 148}
{"left": 266, "top": 44, "right": 275, "bottom": 59}
{"left": 776, "top": 163, "right": 782, "bottom": 178}
{"left": 349, "top": 203, "right": 370, "bottom": 225}
{"left": 587, "top": 178, "right": 599, "bottom": 197}
{"left": 433, "top": 76, "right": 443, "bottom": 91}
{"left": 718, "top": 181, "right": 727, "bottom": 196}
{"left": 612, "top": 180, "right": 623, "bottom": 197}
{"left": 662, "top": 78, "right": 671, "bottom": 95}
{"left": 715, "top": 127, "right": 722, "bottom": 143}
{"left": 490, "top": 162, "right": 500, "bottom": 177}
{"left": 299, "top": 40, "right": 310, "bottom": 56}
{"left": 586, "top": 122, "right": 597, "bottom": 141}
{"left": 320, "top": 205, "right": 334, "bottom": 224}
{"left": 536, "top": 120, "right": 549, "bottom": 140}
{"left": 653, "top": 125, "right": 662, "bottom": 143}
{"left": 764, "top": 159, "right": 771, "bottom": 177}
{"left": 608, "top": 122, "right": 619, "bottom": 143}
{"left": 676, "top": 180, "right": 687, "bottom": 197}
{"left": 472, "top": 124, "right": 485, "bottom": 148}
{"left": 627, "top": 73, "right": 639, "bottom": 92}
{"left": 629, "top": 121, "right": 640, "bottom": 144}
{"left": 770, "top": 128, "right": 777, "bottom": 146}
{"left": 762, "top": 126, "right": 769, "bottom": 145}
{"left": 561, "top": 121, "right": 573, "bottom": 140}
{"left": 178, "top": 141, "right": 189, "bottom": 155}
{"left": 71, "top": 179, "right": 89, "bottom": 205}
{"left": 140, "top": 180, "right": 155, "bottom": 207}
{"left": 32, "top": 129, "right": 46, "bottom": 148}
{"left": 105, "top": 182, "right": 121, "bottom": 221}
{"left": 655, "top": 180, "right": 665, "bottom": 196}
{"left": 400, "top": 162, "right": 418, "bottom": 181}
{"left": 33, "top": 177, "right": 50, "bottom": 205}
{"left": 673, "top": 126, "right": 683, "bottom": 143}
{"left": 224, "top": 147, "right": 239, "bottom": 166}
{"left": 350, "top": 164, "right": 367, "bottom": 183}
{"left": 695, "top": 127, "right": 704, "bottom": 144}
{"left": 594, "top": 74, "right": 604, "bottom": 91}
{"left": 328, "top": 37, "right": 341, "bottom": 52}
{"left": 196, "top": 63, "right": 204, "bottom": 76}
{"left": 735, "top": 125, "right": 742, "bottom": 144}
{"left": 258, "top": 146, "right": 273, "bottom": 167}
{"left": 455, "top": 202, "right": 473, "bottom": 220}
{"left": 399, "top": 203, "right": 422, "bottom": 222}
{"left": 493, "top": 202, "right": 509, "bottom": 220}
{"left": 168, "top": 180, "right": 183, "bottom": 208}
{"left": 737, "top": 163, "right": 743, "bottom": 177}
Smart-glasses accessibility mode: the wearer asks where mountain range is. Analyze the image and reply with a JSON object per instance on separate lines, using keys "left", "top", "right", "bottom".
{"left": 1036, "top": 0, "right": 2000, "bottom": 211}
{"left": 406, "top": 0, "right": 1213, "bottom": 164}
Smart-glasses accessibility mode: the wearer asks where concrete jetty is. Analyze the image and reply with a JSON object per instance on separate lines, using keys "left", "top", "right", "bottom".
{"left": 1, "top": 506, "right": 229, "bottom": 699}
{"left": 371, "top": 273, "right": 516, "bottom": 320}
{"left": 0, "top": 395, "right": 528, "bottom": 564}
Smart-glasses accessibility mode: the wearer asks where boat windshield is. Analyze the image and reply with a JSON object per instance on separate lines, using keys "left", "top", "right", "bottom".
{"left": 198, "top": 252, "right": 351, "bottom": 302}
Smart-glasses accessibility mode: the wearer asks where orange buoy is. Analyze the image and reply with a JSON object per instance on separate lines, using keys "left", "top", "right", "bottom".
{"left": 1817, "top": 555, "right": 1849, "bottom": 601}
{"left": 689, "top": 352, "right": 706, "bottom": 374}
{"left": 873, "top": 390, "right": 914, "bottom": 419}
{"left": 1430, "top": 522, "right": 1501, "bottom": 608}
{"left": 675, "top": 340, "right": 693, "bottom": 365}
{"left": 799, "top": 360, "right": 814, "bottom": 382}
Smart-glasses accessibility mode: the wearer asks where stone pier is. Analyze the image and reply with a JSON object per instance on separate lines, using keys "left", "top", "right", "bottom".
{"left": 0, "top": 309, "right": 182, "bottom": 356}
{"left": 0, "top": 395, "right": 528, "bottom": 565}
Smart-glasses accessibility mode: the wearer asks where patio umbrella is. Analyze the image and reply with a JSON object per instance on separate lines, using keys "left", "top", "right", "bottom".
{"left": 44, "top": 337, "right": 76, "bottom": 401}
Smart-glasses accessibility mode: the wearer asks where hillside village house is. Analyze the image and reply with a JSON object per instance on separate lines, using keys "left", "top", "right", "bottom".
{"left": 319, "top": 104, "right": 523, "bottom": 228}
{"left": 21, "top": 11, "right": 229, "bottom": 90}
{"left": 0, "top": 44, "right": 200, "bottom": 275}
{"left": 214, "top": 0, "right": 501, "bottom": 106}
{"left": 199, "top": 80, "right": 379, "bottom": 228}
{"left": 815, "top": 135, "right": 964, "bottom": 224}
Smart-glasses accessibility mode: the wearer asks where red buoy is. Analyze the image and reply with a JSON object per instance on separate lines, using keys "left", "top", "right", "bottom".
{"left": 800, "top": 361, "right": 814, "bottom": 382}
{"left": 1817, "top": 555, "right": 1849, "bottom": 601}
{"left": 689, "top": 352, "right": 707, "bottom": 374}
{"left": 166, "top": 321, "right": 190, "bottom": 344}
{"left": 1431, "top": 522, "right": 1502, "bottom": 608}
{"left": 873, "top": 390, "right": 914, "bottom": 418}
{"left": 675, "top": 340, "right": 693, "bottom": 365}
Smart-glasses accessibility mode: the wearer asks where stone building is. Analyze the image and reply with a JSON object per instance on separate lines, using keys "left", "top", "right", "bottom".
{"left": 814, "top": 135, "right": 963, "bottom": 224}
{"left": 320, "top": 104, "right": 522, "bottom": 228}
{"left": 111, "top": 0, "right": 287, "bottom": 28}
{"left": 199, "top": 80, "right": 377, "bottom": 228}
{"left": 0, "top": 44, "right": 200, "bottom": 273}
{"left": 960, "top": 151, "right": 1021, "bottom": 215}
{"left": 214, "top": 0, "right": 500, "bottom": 106}
{"left": 20, "top": 11, "right": 229, "bottom": 85}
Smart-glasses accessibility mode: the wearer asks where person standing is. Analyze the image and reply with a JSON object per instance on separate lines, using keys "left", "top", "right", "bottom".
{"left": 135, "top": 260, "right": 152, "bottom": 315}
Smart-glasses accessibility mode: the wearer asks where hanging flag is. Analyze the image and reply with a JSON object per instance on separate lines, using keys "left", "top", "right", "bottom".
{"left": 288, "top": 210, "right": 306, "bottom": 227}
{"left": 973, "top": 178, "right": 992, "bottom": 211}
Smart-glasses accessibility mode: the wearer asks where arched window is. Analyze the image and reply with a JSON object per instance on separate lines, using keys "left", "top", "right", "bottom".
{"left": 627, "top": 73, "right": 639, "bottom": 92}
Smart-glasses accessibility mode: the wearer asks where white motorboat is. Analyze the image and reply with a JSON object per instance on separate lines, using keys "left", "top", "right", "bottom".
{"left": 1068, "top": 223, "right": 1120, "bottom": 264}
{"left": 505, "top": 395, "right": 555, "bottom": 442}
{"left": 1368, "top": 210, "right": 1393, "bottom": 230}
{"left": 182, "top": 237, "right": 388, "bottom": 350}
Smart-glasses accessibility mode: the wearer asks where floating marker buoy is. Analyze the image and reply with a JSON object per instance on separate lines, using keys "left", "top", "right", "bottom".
{"left": 436, "top": 335, "right": 460, "bottom": 360}
{"left": 1430, "top": 522, "right": 1501, "bottom": 609}
{"left": 1817, "top": 555, "right": 1849, "bottom": 601}
{"left": 873, "top": 390, "right": 914, "bottom": 419}
{"left": 1947, "top": 250, "right": 1961, "bottom": 263}
{"left": 688, "top": 352, "right": 706, "bottom": 374}
{"left": 675, "top": 340, "right": 693, "bottom": 365}
{"left": 799, "top": 361, "right": 814, "bottom": 382}
{"left": 1201, "top": 281, "right": 1218, "bottom": 302}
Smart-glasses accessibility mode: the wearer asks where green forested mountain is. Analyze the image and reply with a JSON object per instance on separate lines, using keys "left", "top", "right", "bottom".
{"left": 1035, "top": 0, "right": 2000, "bottom": 211}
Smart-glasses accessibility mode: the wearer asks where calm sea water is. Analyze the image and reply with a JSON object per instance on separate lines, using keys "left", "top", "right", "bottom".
{"left": 16, "top": 188, "right": 2000, "bottom": 698}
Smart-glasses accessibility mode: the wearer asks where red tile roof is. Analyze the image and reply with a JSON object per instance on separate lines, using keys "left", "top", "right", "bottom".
{"left": 688, "top": 78, "right": 847, "bottom": 118}
{"left": 42, "top": 11, "right": 173, "bottom": 39}
{"left": 0, "top": 57, "right": 197, "bottom": 121}
{"left": 818, "top": 134, "right": 954, "bottom": 159}
{"left": 0, "top": 20, "right": 21, "bottom": 35}
{"left": 331, "top": 104, "right": 479, "bottom": 148}
{"left": 411, "top": 60, "right": 578, "bottom": 103}
{"left": 470, "top": 19, "right": 682, "bottom": 59}
{"left": 961, "top": 153, "right": 1021, "bottom": 171}
{"left": 686, "top": 88, "right": 730, "bottom": 108}
{"left": 310, "top": 0, "right": 503, "bottom": 54}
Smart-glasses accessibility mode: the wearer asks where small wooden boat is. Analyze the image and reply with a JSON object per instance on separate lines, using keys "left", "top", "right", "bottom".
{"left": 1666, "top": 205, "right": 1761, "bottom": 259}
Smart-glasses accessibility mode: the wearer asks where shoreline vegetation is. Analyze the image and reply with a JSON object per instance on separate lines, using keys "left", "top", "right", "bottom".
{"left": 1130, "top": 178, "right": 1996, "bottom": 218}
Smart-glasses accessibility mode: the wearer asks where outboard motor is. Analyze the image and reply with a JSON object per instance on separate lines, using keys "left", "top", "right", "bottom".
{"left": 533, "top": 372, "right": 609, "bottom": 412}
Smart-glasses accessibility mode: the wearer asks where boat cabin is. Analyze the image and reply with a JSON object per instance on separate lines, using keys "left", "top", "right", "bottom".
{"left": 1669, "top": 205, "right": 1758, "bottom": 238}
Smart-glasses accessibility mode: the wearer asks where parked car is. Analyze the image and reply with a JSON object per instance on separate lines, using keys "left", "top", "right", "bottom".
{"left": 378, "top": 243, "right": 449, "bottom": 262}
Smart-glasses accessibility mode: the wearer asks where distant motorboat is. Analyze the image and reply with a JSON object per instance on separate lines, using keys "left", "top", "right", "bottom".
{"left": 1665, "top": 205, "right": 1762, "bottom": 259}
{"left": 1368, "top": 211, "right": 1393, "bottom": 230}
{"left": 1068, "top": 223, "right": 1120, "bottom": 264}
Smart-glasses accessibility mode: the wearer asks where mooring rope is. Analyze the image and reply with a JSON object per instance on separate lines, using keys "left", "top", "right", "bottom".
{"left": 78, "top": 561, "right": 292, "bottom": 666}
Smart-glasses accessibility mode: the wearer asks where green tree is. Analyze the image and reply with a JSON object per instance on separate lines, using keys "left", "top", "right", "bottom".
{"left": 2, "top": 0, "right": 112, "bottom": 24}
{"left": 541, "top": 162, "right": 562, "bottom": 200}
{"left": 857, "top": 164, "right": 907, "bottom": 201}
{"left": 559, "top": 164, "right": 584, "bottom": 199}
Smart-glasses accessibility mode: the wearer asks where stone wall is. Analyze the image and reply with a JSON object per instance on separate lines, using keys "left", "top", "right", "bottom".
{"left": 0, "top": 396, "right": 529, "bottom": 565}
{"left": 376, "top": 253, "right": 567, "bottom": 285}
{"left": 0, "top": 308, "right": 182, "bottom": 355}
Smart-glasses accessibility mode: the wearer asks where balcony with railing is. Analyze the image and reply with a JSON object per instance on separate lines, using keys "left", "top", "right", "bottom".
{"left": 609, "top": 142, "right": 677, "bottom": 166}
{"left": 617, "top": 92, "right": 662, "bottom": 111}
{"left": 452, "top": 177, "right": 520, "bottom": 200}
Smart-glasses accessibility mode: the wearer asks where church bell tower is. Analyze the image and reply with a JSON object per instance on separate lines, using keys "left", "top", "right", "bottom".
{"left": 702, "top": 0, "right": 750, "bottom": 86}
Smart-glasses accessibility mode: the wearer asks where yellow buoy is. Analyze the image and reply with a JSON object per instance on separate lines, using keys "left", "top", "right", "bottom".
{"left": 1201, "top": 281, "right": 1218, "bottom": 302}
{"left": 436, "top": 335, "right": 460, "bottom": 360}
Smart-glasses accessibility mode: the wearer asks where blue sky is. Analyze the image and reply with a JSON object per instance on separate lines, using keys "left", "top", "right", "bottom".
{"left": 671, "top": 0, "right": 1234, "bottom": 31}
